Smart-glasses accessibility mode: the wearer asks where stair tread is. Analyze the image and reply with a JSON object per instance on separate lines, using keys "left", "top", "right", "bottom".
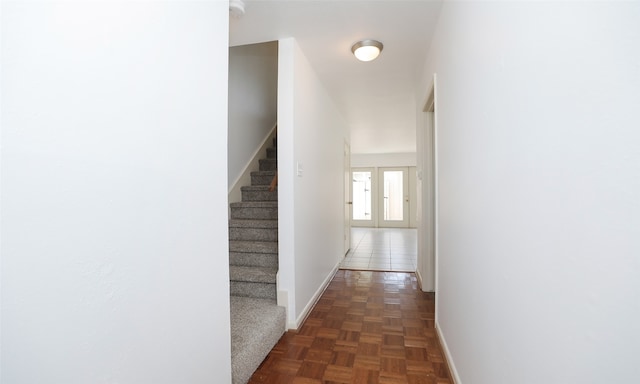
{"left": 229, "top": 219, "right": 278, "bottom": 228}
{"left": 251, "top": 170, "right": 277, "bottom": 175}
{"left": 230, "top": 296, "right": 285, "bottom": 384}
{"left": 229, "top": 252, "right": 278, "bottom": 268}
{"left": 230, "top": 265, "right": 277, "bottom": 283}
{"left": 229, "top": 240, "right": 278, "bottom": 254}
{"left": 229, "top": 225, "right": 278, "bottom": 241}
{"left": 231, "top": 201, "right": 278, "bottom": 208}
{"left": 241, "top": 185, "right": 276, "bottom": 191}
{"left": 230, "top": 240, "right": 278, "bottom": 245}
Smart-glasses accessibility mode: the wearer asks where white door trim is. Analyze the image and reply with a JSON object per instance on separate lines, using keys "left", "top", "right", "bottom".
{"left": 344, "top": 142, "right": 351, "bottom": 254}
{"left": 417, "top": 74, "right": 438, "bottom": 293}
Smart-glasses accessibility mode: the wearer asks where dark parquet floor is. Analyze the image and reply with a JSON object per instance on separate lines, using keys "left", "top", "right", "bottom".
{"left": 248, "top": 270, "right": 452, "bottom": 384}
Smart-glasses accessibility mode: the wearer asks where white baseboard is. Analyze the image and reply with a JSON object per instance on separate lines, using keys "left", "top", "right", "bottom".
{"left": 416, "top": 268, "right": 435, "bottom": 293}
{"left": 435, "top": 321, "right": 461, "bottom": 384}
{"left": 289, "top": 263, "right": 340, "bottom": 330}
{"left": 276, "top": 272, "right": 289, "bottom": 321}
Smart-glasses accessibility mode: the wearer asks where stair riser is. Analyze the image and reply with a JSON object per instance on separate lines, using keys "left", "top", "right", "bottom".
{"left": 230, "top": 241, "right": 278, "bottom": 254}
{"left": 251, "top": 173, "right": 275, "bottom": 186}
{"left": 230, "top": 207, "right": 277, "bottom": 220}
{"left": 259, "top": 159, "right": 278, "bottom": 172}
{"left": 229, "top": 227, "right": 278, "bottom": 242}
{"left": 266, "top": 147, "right": 276, "bottom": 159}
{"left": 229, "top": 252, "right": 278, "bottom": 268}
{"left": 241, "top": 190, "right": 277, "bottom": 202}
{"left": 230, "top": 281, "right": 277, "bottom": 300}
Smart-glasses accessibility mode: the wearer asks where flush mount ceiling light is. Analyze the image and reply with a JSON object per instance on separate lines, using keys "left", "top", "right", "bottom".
{"left": 351, "top": 39, "right": 383, "bottom": 62}
{"left": 229, "top": 0, "right": 245, "bottom": 18}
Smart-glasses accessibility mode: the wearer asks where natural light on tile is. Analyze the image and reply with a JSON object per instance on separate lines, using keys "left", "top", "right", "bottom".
{"left": 340, "top": 227, "right": 417, "bottom": 272}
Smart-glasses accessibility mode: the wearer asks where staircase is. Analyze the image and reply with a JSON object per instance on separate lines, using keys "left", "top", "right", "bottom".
{"left": 229, "top": 137, "right": 285, "bottom": 384}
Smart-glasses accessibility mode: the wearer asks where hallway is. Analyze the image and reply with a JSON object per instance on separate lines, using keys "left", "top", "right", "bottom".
{"left": 248, "top": 270, "right": 451, "bottom": 384}
{"left": 341, "top": 228, "right": 418, "bottom": 272}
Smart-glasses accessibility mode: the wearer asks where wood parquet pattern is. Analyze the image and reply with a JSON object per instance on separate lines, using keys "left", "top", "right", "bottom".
{"left": 248, "top": 270, "right": 452, "bottom": 384}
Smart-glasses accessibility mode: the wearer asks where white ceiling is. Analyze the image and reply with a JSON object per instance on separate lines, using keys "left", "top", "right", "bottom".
{"left": 229, "top": 0, "right": 443, "bottom": 155}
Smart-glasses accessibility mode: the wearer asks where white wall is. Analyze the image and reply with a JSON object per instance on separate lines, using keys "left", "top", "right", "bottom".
{"left": 418, "top": 2, "right": 640, "bottom": 383}
{"left": 351, "top": 152, "right": 416, "bottom": 168}
{"left": 278, "top": 38, "right": 349, "bottom": 328}
{"left": 0, "top": 3, "right": 4, "bottom": 382}
{"left": 1, "top": 2, "right": 232, "bottom": 383}
{"left": 228, "top": 41, "right": 278, "bottom": 191}
{"left": 0, "top": 3, "right": 3, "bottom": 377}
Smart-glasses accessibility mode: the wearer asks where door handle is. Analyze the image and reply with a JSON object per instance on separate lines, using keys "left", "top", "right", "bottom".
{"left": 347, "top": 202, "right": 353, "bottom": 205}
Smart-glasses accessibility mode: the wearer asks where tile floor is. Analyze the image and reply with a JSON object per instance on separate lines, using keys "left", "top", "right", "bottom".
{"left": 340, "top": 227, "right": 417, "bottom": 272}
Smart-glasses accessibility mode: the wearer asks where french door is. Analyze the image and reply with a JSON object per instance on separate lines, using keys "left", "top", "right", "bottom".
{"left": 378, "top": 167, "right": 409, "bottom": 228}
{"left": 351, "top": 168, "right": 376, "bottom": 227}
{"left": 351, "top": 167, "right": 410, "bottom": 228}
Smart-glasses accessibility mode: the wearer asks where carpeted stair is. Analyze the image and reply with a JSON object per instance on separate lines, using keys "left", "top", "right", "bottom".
{"left": 229, "top": 137, "right": 285, "bottom": 384}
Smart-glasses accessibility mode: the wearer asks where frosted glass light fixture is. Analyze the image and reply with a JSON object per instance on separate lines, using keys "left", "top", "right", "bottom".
{"left": 229, "top": 0, "right": 245, "bottom": 17}
{"left": 351, "top": 39, "right": 383, "bottom": 62}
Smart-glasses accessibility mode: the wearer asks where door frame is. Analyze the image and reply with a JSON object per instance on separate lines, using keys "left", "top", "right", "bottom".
{"left": 344, "top": 142, "right": 351, "bottom": 255}
{"left": 417, "top": 74, "right": 438, "bottom": 294}
{"left": 408, "top": 166, "right": 418, "bottom": 228}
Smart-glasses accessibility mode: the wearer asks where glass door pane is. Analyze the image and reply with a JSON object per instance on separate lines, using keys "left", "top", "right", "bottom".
{"left": 352, "top": 171, "right": 372, "bottom": 220}
{"left": 379, "top": 167, "right": 409, "bottom": 228}
{"left": 383, "top": 171, "right": 404, "bottom": 221}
